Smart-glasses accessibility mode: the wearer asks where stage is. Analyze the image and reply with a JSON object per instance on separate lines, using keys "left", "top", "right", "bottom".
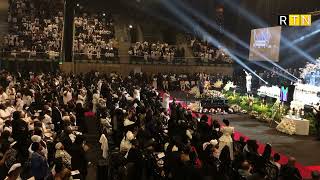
{"left": 173, "top": 91, "right": 320, "bottom": 179}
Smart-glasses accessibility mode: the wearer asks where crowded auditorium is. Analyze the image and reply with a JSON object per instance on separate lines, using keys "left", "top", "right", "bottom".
{"left": 0, "top": 0, "right": 319, "bottom": 180}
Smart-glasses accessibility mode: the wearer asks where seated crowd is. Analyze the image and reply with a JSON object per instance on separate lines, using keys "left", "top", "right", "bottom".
{"left": 191, "top": 39, "right": 233, "bottom": 64}
{"left": 73, "top": 13, "right": 119, "bottom": 61}
{"left": 150, "top": 72, "right": 233, "bottom": 92}
{"left": 2, "top": 0, "right": 64, "bottom": 60}
{"left": 0, "top": 70, "right": 309, "bottom": 180}
{"left": 128, "top": 41, "right": 185, "bottom": 63}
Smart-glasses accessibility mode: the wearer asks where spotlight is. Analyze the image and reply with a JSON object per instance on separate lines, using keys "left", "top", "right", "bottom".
{"left": 102, "top": 13, "right": 106, "bottom": 17}
{"left": 76, "top": 3, "right": 79, "bottom": 7}
{"left": 129, "top": 25, "right": 133, "bottom": 29}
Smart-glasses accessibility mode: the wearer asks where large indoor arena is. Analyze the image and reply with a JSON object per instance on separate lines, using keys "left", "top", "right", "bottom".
{"left": 0, "top": 0, "right": 319, "bottom": 179}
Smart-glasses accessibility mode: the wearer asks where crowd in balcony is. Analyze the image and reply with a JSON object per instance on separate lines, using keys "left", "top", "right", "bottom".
{"left": 128, "top": 41, "right": 185, "bottom": 63}
{"left": 191, "top": 39, "right": 233, "bottom": 64}
{"left": 2, "top": 0, "right": 64, "bottom": 60}
{"left": 73, "top": 13, "right": 119, "bottom": 61}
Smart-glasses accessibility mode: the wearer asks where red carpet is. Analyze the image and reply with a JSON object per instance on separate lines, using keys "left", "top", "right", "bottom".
{"left": 167, "top": 96, "right": 320, "bottom": 179}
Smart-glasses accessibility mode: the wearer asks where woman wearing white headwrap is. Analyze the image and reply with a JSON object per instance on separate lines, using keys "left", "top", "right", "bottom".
{"left": 28, "top": 135, "right": 48, "bottom": 159}
{"left": 120, "top": 131, "right": 135, "bottom": 153}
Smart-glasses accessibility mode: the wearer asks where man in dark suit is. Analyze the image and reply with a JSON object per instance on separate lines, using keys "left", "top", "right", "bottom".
{"left": 52, "top": 102, "right": 63, "bottom": 134}
{"left": 12, "top": 111, "right": 30, "bottom": 162}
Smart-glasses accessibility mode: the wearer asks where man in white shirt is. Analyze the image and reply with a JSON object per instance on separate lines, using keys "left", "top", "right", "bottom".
{"left": 63, "top": 88, "right": 72, "bottom": 105}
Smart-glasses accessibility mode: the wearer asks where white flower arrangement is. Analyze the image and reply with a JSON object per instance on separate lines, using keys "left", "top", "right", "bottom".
{"left": 213, "top": 80, "right": 224, "bottom": 88}
{"left": 241, "top": 110, "right": 248, "bottom": 114}
{"left": 187, "top": 101, "right": 201, "bottom": 112}
{"left": 276, "top": 119, "right": 296, "bottom": 135}
{"left": 202, "top": 90, "right": 225, "bottom": 99}
{"left": 230, "top": 104, "right": 242, "bottom": 113}
{"left": 249, "top": 111, "right": 259, "bottom": 118}
{"left": 223, "top": 81, "right": 236, "bottom": 91}
{"left": 189, "top": 86, "right": 225, "bottom": 99}
{"left": 189, "top": 86, "right": 200, "bottom": 97}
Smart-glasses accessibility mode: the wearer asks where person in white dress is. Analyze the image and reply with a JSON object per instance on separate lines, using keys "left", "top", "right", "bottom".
{"left": 162, "top": 91, "right": 170, "bottom": 111}
{"left": 244, "top": 70, "right": 252, "bottom": 93}
{"left": 63, "top": 88, "right": 72, "bottom": 105}
{"left": 133, "top": 87, "right": 140, "bottom": 101}
{"left": 152, "top": 76, "right": 157, "bottom": 89}
{"left": 92, "top": 90, "right": 100, "bottom": 113}
{"left": 219, "top": 119, "right": 234, "bottom": 160}
{"left": 76, "top": 89, "right": 87, "bottom": 106}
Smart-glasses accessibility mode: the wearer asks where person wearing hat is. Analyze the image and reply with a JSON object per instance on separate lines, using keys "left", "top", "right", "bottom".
{"left": 29, "top": 134, "right": 48, "bottom": 160}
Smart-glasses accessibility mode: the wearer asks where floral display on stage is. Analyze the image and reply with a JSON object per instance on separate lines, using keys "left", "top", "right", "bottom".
{"left": 276, "top": 119, "right": 296, "bottom": 135}
{"left": 189, "top": 86, "right": 201, "bottom": 98}
{"left": 187, "top": 101, "right": 201, "bottom": 112}
{"left": 223, "top": 81, "right": 237, "bottom": 91}
{"left": 189, "top": 86, "right": 225, "bottom": 99}
{"left": 186, "top": 81, "right": 317, "bottom": 136}
{"left": 213, "top": 79, "right": 223, "bottom": 89}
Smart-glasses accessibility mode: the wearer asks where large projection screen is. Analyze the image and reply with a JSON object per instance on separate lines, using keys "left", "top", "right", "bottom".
{"left": 249, "top": 26, "right": 282, "bottom": 62}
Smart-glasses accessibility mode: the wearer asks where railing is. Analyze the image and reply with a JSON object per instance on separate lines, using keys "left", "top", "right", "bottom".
{"left": 0, "top": 51, "right": 234, "bottom": 67}
{"left": 125, "top": 55, "right": 234, "bottom": 66}
{"left": 0, "top": 51, "right": 61, "bottom": 61}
